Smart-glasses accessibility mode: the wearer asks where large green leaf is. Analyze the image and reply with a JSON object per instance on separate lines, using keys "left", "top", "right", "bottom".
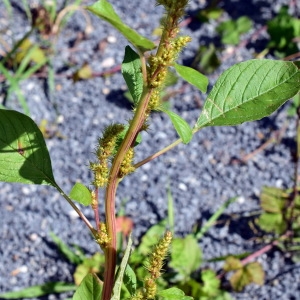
{"left": 196, "top": 59, "right": 300, "bottom": 128}
{"left": 86, "top": 1, "right": 155, "bottom": 52}
{"left": 0, "top": 109, "right": 55, "bottom": 185}
{"left": 122, "top": 46, "right": 144, "bottom": 105}
{"left": 72, "top": 273, "right": 102, "bottom": 300}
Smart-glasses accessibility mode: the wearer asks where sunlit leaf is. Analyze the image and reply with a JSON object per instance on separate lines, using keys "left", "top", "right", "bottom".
{"left": 0, "top": 109, "right": 55, "bottom": 185}
{"left": 72, "top": 273, "right": 102, "bottom": 300}
{"left": 174, "top": 63, "right": 208, "bottom": 93}
{"left": 86, "top": 1, "right": 155, "bottom": 52}
{"left": 158, "top": 287, "right": 193, "bottom": 299}
{"left": 169, "top": 234, "right": 202, "bottom": 281}
{"left": 69, "top": 182, "right": 92, "bottom": 206}
{"left": 161, "top": 109, "right": 193, "bottom": 144}
{"left": 72, "top": 63, "right": 93, "bottom": 82}
{"left": 74, "top": 253, "right": 104, "bottom": 286}
{"left": 196, "top": 60, "right": 300, "bottom": 129}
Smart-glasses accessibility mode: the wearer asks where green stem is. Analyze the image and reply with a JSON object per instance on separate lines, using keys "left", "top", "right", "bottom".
{"left": 134, "top": 138, "right": 182, "bottom": 169}
{"left": 102, "top": 86, "right": 153, "bottom": 300}
{"left": 134, "top": 127, "right": 200, "bottom": 169}
{"left": 53, "top": 182, "right": 95, "bottom": 235}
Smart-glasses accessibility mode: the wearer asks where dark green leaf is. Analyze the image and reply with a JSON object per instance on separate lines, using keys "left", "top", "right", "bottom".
{"left": 193, "top": 44, "right": 220, "bottom": 74}
{"left": 174, "top": 63, "right": 208, "bottom": 93}
{"left": 69, "top": 182, "right": 92, "bottom": 206}
{"left": 72, "top": 273, "right": 102, "bottom": 300}
{"left": 0, "top": 282, "right": 76, "bottom": 299}
{"left": 0, "top": 109, "right": 55, "bottom": 185}
{"left": 196, "top": 60, "right": 300, "bottom": 129}
{"left": 161, "top": 109, "right": 193, "bottom": 144}
{"left": 123, "top": 264, "right": 137, "bottom": 295}
{"left": 122, "top": 46, "right": 144, "bottom": 105}
{"left": 86, "top": 1, "right": 155, "bottom": 52}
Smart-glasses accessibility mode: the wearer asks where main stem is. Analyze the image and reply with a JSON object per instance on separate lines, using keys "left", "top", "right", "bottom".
{"left": 102, "top": 87, "right": 152, "bottom": 300}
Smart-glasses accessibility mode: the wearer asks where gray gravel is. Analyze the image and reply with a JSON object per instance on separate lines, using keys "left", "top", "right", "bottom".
{"left": 1, "top": 0, "right": 300, "bottom": 299}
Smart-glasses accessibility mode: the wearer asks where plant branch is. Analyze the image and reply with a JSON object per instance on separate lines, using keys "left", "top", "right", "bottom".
{"left": 134, "top": 137, "right": 182, "bottom": 169}
{"left": 102, "top": 86, "right": 153, "bottom": 300}
{"left": 134, "top": 128, "right": 200, "bottom": 169}
{"left": 53, "top": 182, "right": 95, "bottom": 235}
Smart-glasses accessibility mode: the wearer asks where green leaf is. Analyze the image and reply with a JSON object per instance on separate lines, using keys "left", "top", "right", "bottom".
{"left": 174, "top": 63, "right": 208, "bottom": 93}
{"left": 0, "top": 109, "right": 55, "bottom": 185}
{"left": 86, "top": 1, "right": 155, "bottom": 52}
{"left": 260, "top": 186, "right": 286, "bottom": 213}
{"left": 244, "top": 262, "right": 264, "bottom": 286}
{"left": 194, "top": 44, "right": 220, "bottom": 74}
{"left": 158, "top": 287, "right": 193, "bottom": 300}
{"left": 69, "top": 182, "right": 92, "bottom": 206}
{"left": 223, "top": 256, "right": 243, "bottom": 272}
{"left": 229, "top": 269, "right": 248, "bottom": 292}
{"left": 122, "top": 46, "right": 144, "bottom": 105}
{"left": 169, "top": 234, "right": 202, "bottom": 282}
{"left": 161, "top": 109, "right": 193, "bottom": 144}
{"left": 123, "top": 264, "right": 137, "bottom": 295}
{"left": 217, "top": 17, "right": 252, "bottom": 45}
{"left": 229, "top": 262, "right": 264, "bottom": 292}
{"left": 200, "top": 270, "right": 220, "bottom": 297}
{"left": 49, "top": 232, "right": 83, "bottom": 265}
{"left": 136, "top": 220, "right": 167, "bottom": 256}
{"left": 257, "top": 212, "right": 286, "bottom": 234}
{"left": 72, "top": 273, "right": 102, "bottom": 300}
{"left": 74, "top": 253, "right": 105, "bottom": 286}
{"left": 196, "top": 59, "right": 300, "bottom": 129}
{"left": 236, "top": 16, "right": 252, "bottom": 34}
{"left": 111, "top": 234, "right": 133, "bottom": 300}
{"left": 0, "top": 282, "right": 76, "bottom": 299}
{"left": 267, "top": 6, "right": 300, "bottom": 57}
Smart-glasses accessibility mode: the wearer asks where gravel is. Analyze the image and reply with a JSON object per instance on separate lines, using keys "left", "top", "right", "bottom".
{"left": 0, "top": 0, "right": 300, "bottom": 299}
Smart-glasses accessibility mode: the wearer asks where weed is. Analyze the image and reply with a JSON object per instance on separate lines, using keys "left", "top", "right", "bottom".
{"left": 0, "top": 1, "right": 300, "bottom": 299}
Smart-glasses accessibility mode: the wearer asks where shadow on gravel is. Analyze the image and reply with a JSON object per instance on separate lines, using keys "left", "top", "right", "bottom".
{"left": 106, "top": 89, "right": 133, "bottom": 110}
{"left": 220, "top": 0, "right": 273, "bottom": 24}
{"left": 197, "top": 210, "right": 258, "bottom": 241}
{"left": 184, "top": 0, "right": 277, "bottom": 63}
